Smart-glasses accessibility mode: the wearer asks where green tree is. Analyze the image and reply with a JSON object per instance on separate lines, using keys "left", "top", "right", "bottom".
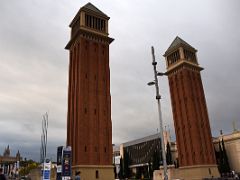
{"left": 166, "top": 141, "right": 172, "bottom": 165}
{"left": 221, "top": 139, "right": 230, "bottom": 173}
{"left": 123, "top": 150, "right": 131, "bottom": 178}
{"left": 217, "top": 139, "right": 230, "bottom": 175}
{"left": 119, "top": 157, "right": 124, "bottom": 179}
{"left": 19, "top": 161, "right": 38, "bottom": 176}
{"left": 218, "top": 140, "right": 223, "bottom": 173}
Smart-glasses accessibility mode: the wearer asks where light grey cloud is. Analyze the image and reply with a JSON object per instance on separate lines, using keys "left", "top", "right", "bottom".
{"left": 0, "top": 0, "right": 239, "bottom": 161}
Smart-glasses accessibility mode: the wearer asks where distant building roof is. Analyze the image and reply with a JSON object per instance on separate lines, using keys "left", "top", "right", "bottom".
{"left": 3, "top": 145, "right": 10, "bottom": 157}
{"left": 213, "top": 130, "right": 240, "bottom": 142}
{"left": 0, "top": 145, "right": 21, "bottom": 162}
{"left": 123, "top": 133, "right": 161, "bottom": 147}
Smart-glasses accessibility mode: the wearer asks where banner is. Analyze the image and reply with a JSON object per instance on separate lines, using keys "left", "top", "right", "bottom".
{"left": 62, "top": 146, "right": 72, "bottom": 178}
{"left": 43, "top": 160, "right": 51, "bottom": 180}
{"left": 56, "top": 146, "right": 63, "bottom": 180}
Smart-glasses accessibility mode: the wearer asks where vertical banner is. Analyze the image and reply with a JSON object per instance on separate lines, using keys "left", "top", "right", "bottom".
{"left": 56, "top": 146, "right": 63, "bottom": 180}
{"left": 43, "top": 160, "right": 51, "bottom": 180}
{"left": 62, "top": 146, "right": 72, "bottom": 179}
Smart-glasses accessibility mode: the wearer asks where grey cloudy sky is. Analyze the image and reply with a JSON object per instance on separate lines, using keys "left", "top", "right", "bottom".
{"left": 0, "top": 0, "right": 239, "bottom": 161}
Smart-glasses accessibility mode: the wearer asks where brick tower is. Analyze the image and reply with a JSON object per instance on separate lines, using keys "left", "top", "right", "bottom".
{"left": 164, "top": 37, "right": 219, "bottom": 178}
{"left": 65, "top": 3, "right": 114, "bottom": 180}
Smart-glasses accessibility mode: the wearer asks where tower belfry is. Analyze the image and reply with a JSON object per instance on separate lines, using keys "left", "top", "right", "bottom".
{"left": 65, "top": 3, "right": 114, "bottom": 180}
{"left": 164, "top": 36, "right": 219, "bottom": 178}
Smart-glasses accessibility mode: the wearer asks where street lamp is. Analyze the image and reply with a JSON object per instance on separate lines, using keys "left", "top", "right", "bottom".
{"left": 148, "top": 46, "right": 168, "bottom": 180}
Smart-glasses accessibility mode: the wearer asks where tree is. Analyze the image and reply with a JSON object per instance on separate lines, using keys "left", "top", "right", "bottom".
{"left": 123, "top": 150, "right": 131, "bottom": 178}
{"left": 166, "top": 141, "right": 172, "bottom": 165}
{"left": 218, "top": 140, "right": 223, "bottom": 173}
{"left": 221, "top": 139, "right": 230, "bottom": 173}
{"left": 217, "top": 139, "right": 230, "bottom": 175}
{"left": 19, "top": 161, "right": 38, "bottom": 177}
{"left": 119, "top": 157, "right": 124, "bottom": 179}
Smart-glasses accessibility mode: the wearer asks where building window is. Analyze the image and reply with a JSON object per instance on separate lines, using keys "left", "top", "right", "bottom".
{"left": 85, "top": 146, "right": 87, "bottom": 152}
{"left": 167, "top": 50, "right": 180, "bottom": 66}
{"left": 184, "top": 49, "right": 196, "bottom": 63}
{"left": 85, "top": 14, "right": 106, "bottom": 32}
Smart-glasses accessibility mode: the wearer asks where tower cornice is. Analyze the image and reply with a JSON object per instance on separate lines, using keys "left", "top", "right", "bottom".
{"left": 166, "top": 60, "right": 203, "bottom": 75}
{"left": 65, "top": 28, "right": 114, "bottom": 50}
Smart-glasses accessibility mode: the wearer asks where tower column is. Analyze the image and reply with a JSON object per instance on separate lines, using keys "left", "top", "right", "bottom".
{"left": 163, "top": 36, "right": 220, "bottom": 179}
{"left": 179, "top": 47, "right": 185, "bottom": 59}
{"left": 65, "top": 3, "right": 114, "bottom": 180}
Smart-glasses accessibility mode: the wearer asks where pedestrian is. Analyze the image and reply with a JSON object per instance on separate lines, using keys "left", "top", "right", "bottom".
{"left": 75, "top": 171, "right": 81, "bottom": 180}
{"left": 0, "top": 168, "right": 6, "bottom": 180}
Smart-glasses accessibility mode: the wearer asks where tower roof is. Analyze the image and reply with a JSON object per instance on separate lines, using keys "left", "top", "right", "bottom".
{"left": 164, "top": 36, "right": 196, "bottom": 56}
{"left": 82, "top": 2, "right": 108, "bottom": 17}
{"left": 69, "top": 2, "right": 109, "bottom": 27}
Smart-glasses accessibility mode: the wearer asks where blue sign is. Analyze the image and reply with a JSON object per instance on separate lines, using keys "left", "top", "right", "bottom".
{"left": 44, "top": 170, "right": 50, "bottom": 179}
{"left": 43, "top": 161, "right": 51, "bottom": 180}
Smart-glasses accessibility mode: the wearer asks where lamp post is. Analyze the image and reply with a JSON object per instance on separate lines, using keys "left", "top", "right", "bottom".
{"left": 148, "top": 46, "right": 168, "bottom": 180}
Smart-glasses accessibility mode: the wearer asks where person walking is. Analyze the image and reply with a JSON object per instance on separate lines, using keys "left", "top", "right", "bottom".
{"left": 75, "top": 171, "right": 81, "bottom": 180}
{"left": 0, "top": 168, "right": 6, "bottom": 180}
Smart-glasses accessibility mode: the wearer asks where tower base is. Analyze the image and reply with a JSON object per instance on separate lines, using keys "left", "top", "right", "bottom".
{"left": 72, "top": 165, "right": 114, "bottom": 180}
{"left": 154, "top": 164, "right": 220, "bottom": 180}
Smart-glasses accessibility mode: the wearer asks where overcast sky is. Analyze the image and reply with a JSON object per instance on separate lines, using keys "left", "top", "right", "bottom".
{"left": 0, "top": 0, "right": 239, "bottom": 161}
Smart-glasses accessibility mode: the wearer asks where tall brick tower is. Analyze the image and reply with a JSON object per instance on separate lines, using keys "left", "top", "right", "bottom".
{"left": 65, "top": 3, "right": 114, "bottom": 180}
{"left": 164, "top": 37, "right": 219, "bottom": 178}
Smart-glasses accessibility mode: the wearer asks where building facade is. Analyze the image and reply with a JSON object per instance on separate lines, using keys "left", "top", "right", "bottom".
{"left": 213, "top": 130, "right": 240, "bottom": 173}
{"left": 118, "top": 130, "right": 240, "bottom": 178}
{"left": 65, "top": 3, "right": 114, "bottom": 180}
{"left": 122, "top": 133, "right": 162, "bottom": 165}
{"left": 0, "top": 145, "right": 21, "bottom": 176}
{"left": 163, "top": 37, "right": 219, "bottom": 178}
{"left": 119, "top": 133, "right": 176, "bottom": 178}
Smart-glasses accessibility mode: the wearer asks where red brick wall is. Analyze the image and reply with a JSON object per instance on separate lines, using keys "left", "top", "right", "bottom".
{"left": 67, "top": 35, "right": 112, "bottom": 166}
{"left": 168, "top": 66, "right": 216, "bottom": 167}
